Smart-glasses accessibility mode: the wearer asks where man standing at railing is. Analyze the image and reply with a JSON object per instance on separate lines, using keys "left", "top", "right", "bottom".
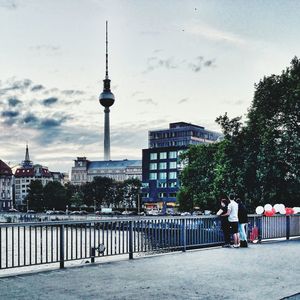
{"left": 223, "top": 194, "right": 240, "bottom": 248}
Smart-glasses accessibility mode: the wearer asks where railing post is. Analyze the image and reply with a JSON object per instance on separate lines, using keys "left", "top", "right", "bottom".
{"left": 91, "top": 248, "right": 95, "bottom": 263}
{"left": 286, "top": 215, "right": 290, "bottom": 240}
{"left": 129, "top": 221, "right": 133, "bottom": 259}
{"left": 59, "top": 224, "right": 65, "bottom": 269}
{"left": 181, "top": 218, "right": 186, "bottom": 252}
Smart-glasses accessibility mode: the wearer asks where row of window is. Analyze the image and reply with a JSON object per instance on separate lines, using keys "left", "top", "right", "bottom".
{"left": 142, "top": 192, "right": 177, "bottom": 198}
{"left": 150, "top": 151, "right": 178, "bottom": 160}
{"left": 149, "top": 172, "right": 177, "bottom": 180}
{"left": 149, "top": 161, "right": 177, "bottom": 170}
{"left": 1, "top": 202, "right": 11, "bottom": 208}
{"left": 157, "top": 181, "right": 177, "bottom": 188}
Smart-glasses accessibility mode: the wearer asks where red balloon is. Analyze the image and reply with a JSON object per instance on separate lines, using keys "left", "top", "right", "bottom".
{"left": 285, "top": 208, "right": 294, "bottom": 215}
{"left": 264, "top": 210, "right": 275, "bottom": 217}
{"left": 272, "top": 208, "right": 276, "bottom": 214}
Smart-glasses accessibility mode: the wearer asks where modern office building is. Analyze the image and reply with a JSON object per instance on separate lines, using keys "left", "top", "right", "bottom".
{"left": 142, "top": 122, "right": 222, "bottom": 212}
{"left": 0, "top": 160, "right": 13, "bottom": 211}
{"left": 71, "top": 157, "right": 142, "bottom": 185}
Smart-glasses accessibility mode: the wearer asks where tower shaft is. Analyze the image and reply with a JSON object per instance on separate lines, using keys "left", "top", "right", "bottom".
{"left": 104, "top": 107, "right": 110, "bottom": 161}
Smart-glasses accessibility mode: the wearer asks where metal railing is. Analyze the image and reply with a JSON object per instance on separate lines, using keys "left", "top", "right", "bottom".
{"left": 0, "top": 215, "right": 299, "bottom": 271}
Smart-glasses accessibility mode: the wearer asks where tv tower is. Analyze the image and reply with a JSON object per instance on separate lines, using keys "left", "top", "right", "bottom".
{"left": 99, "top": 21, "right": 115, "bottom": 161}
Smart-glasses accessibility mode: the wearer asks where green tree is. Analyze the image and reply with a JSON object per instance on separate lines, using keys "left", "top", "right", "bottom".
{"left": 179, "top": 57, "right": 300, "bottom": 212}
{"left": 123, "top": 178, "right": 141, "bottom": 209}
{"left": 25, "top": 180, "right": 44, "bottom": 212}
{"left": 44, "top": 181, "right": 67, "bottom": 210}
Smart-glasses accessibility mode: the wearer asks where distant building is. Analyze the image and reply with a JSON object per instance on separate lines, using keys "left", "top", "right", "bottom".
{"left": 142, "top": 122, "right": 222, "bottom": 212}
{"left": 71, "top": 157, "right": 142, "bottom": 185}
{"left": 14, "top": 145, "right": 63, "bottom": 209}
{"left": 0, "top": 160, "right": 13, "bottom": 211}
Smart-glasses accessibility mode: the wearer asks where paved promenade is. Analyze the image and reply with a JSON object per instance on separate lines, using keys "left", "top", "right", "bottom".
{"left": 0, "top": 239, "right": 299, "bottom": 300}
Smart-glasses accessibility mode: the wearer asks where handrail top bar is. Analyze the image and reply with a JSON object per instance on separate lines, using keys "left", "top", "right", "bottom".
{"left": 0, "top": 214, "right": 297, "bottom": 228}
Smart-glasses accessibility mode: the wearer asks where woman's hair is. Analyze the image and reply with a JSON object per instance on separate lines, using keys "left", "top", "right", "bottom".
{"left": 236, "top": 198, "right": 242, "bottom": 204}
{"left": 221, "top": 198, "right": 230, "bottom": 206}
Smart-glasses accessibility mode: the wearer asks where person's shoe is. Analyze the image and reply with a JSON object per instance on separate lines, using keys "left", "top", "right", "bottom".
{"left": 240, "top": 240, "right": 248, "bottom": 248}
{"left": 233, "top": 244, "right": 240, "bottom": 248}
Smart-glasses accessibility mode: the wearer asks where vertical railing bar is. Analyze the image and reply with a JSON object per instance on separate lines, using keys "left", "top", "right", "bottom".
{"left": 56, "top": 226, "right": 59, "bottom": 262}
{"left": 23, "top": 226, "right": 26, "bottom": 266}
{"left": 59, "top": 224, "right": 64, "bottom": 269}
{"left": 89, "top": 223, "right": 92, "bottom": 259}
{"left": 66, "top": 225, "right": 68, "bottom": 261}
{"left": 110, "top": 222, "right": 113, "bottom": 256}
{"left": 46, "top": 226, "right": 48, "bottom": 264}
{"left": 76, "top": 226, "right": 78, "bottom": 259}
{"left": 51, "top": 226, "right": 53, "bottom": 263}
{"left": 71, "top": 225, "right": 73, "bottom": 260}
{"left": 29, "top": 226, "right": 32, "bottom": 265}
{"left": 85, "top": 224, "right": 87, "bottom": 258}
{"left": 6, "top": 227, "right": 8, "bottom": 268}
{"left": 0, "top": 228, "right": 2, "bottom": 269}
{"left": 35, "top": 226, "right": 37, "bottom": 265}
{"left": 17, "top": 226, "right": 20, "bottom": 267}
{"left": 106, "top": 222, "right": 108, "bottom": 256}
{"left": 12, "top": 226, "right": 14, "bottom": 267}
{"left": 40, "top": 226, "right": 43, "bottom": 264}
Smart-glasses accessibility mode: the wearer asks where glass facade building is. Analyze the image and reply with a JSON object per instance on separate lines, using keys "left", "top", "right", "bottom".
{"left": 142, "top": 122, "right": 222, "bottom": 212}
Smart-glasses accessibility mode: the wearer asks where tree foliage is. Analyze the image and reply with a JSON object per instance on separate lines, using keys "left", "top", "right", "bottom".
{"left": 179, "top": 57, "right": 300, "bottom": 212}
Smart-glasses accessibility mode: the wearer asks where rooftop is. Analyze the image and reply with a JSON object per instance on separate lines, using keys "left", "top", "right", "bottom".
{"left": 88, "top": 159, "right": 142, "bottom": 169}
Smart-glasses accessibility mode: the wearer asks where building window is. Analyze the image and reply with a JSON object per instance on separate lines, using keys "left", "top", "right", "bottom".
{"left": 158, "top": 182, "right": 167, "bottom": 188}
{"left": 149, "top": 173, "right": 157, "bottom": 180}
{"left": 169, "top": 172, "right": 177, "bottom": 179}
{"left": 169, "top": 151, "right": 177, "bottom": 159}
{"left": 169, "top": 193, "right": 177, "bottom": 198}
{"left": 158, "top": 192, "right": 167, "bottom": 198}
{"left": 169, "top": 161, "right": 177, "bottom": 169}
{"left": 149, "top": 163, "right": 157, "bottom": 170}
{"left": 159, "top": 172, "right": 167, "bottom": 180}
{"left": 150, "top": 153, "right": 157, "bottom": 160}
{"left": 159, "top": 162, "right": 167, "bottom": 170}
{"left": 159, "top": 152, "right": 167, "bottom": 159}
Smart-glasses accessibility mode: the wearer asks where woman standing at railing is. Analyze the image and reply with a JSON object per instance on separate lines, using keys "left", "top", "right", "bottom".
{"left": 217, "top": 198, "right": 231, "bottom": 248}
{"left": 237, "top": 198, "right": 248, "bottom": 248}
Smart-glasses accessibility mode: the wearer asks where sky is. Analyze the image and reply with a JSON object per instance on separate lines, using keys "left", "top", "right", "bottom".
{"left": 1, "top": 0, "right": 300, "bottom": 172}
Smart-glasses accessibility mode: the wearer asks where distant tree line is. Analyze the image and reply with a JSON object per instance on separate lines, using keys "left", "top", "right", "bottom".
{"left": 178, "top": 57, "right": 300, "bottom": 213}
{"left": 25, "top": 177, "right": 141, "bottom": 212}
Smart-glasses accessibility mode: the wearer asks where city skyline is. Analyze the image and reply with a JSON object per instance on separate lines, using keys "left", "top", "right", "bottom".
{"left": 1, "top": 0, "right": 300, "bottom": 172}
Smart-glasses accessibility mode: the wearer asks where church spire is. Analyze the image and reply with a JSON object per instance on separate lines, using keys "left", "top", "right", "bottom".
{"left": 22, "top": 143, "right": 33, "bottom": 168}
{"left": 25, "top": 143, "right": 30, "bottom": 162}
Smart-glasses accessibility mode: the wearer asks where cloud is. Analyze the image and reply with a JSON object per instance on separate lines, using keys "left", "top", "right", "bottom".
{"left": 144, "top": 55, "right": 215, "bottom": 73}
{"left": 31, "top": 84, "right": 45, "bottom": 92}
{"left": 1, "top": 110, "right": 19, "bottom": 118}
{"left": 42, "top": 97, "right": 58, "bottom": 106}
{"left": 23, "top": 113, "right": 38, "bottom": 125}
{"left": 143, "top": 56, "right": 178, "bottom": 73}
{"left": 31, "top": 45, "right": 60, "bottom": 52}
{"left": 8, "top": 97, "right": 22, "bottom": 107}
{"left": 138, "top": 98, "right": 157, "bottom": 105}
{"left": 61, "top": 90, "right": 85, "bottom": 96}
{"left": 178, "top": 98, "right": 189, "bottom": 104}
{"left": 0, "top": 78, "right": 32, "bottom": 95}
{"left": 186, "top": 23, "right": 245, "bottom": 46}
{"left": 0, "top": 0, "right": 17, "bottom": 10}
{"left": 189, "top": 56, "right": 216, "bottom": 72}
{"left": 131, "top": 91, "right": 143, "bottom": 97}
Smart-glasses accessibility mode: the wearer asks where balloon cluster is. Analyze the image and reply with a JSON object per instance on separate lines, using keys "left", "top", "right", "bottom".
{"left": 255, "top": 204, "right": 300, "bottom": 216}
